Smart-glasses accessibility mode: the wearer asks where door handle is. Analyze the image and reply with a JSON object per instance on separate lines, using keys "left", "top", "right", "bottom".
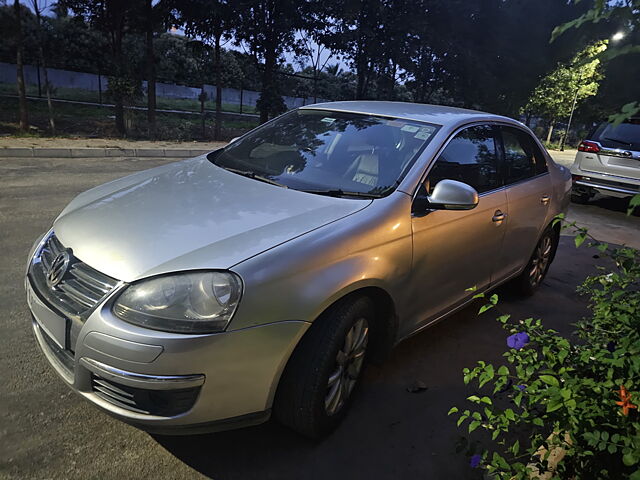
{"left": 492, "top": 210, "right": 506, "bottom": 223}
{"left": 541, "top": 195, "right": 550, "bottom": 205}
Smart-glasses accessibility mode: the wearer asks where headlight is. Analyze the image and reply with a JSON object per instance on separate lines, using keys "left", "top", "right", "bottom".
{"left": 112, "top": 271, "right": 242, "bottom": 334}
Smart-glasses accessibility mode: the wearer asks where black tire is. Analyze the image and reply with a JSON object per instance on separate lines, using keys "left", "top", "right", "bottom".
{"left": 571, "top": 187, "right": 593, "bottom": 204}
{"left": 274, "top": 295, "right": 374, "bottom": 439}
{"left": 510, "top": 226, "right": 559, "bottom": 296}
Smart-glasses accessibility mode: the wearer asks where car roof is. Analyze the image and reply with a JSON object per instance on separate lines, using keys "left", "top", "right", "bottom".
{"left": 301, "top": 101, "right": 516, "bottom": 127}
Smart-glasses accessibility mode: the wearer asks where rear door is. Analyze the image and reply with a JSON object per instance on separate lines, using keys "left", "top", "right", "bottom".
{"left": 495, "top": 125, "right": 552, "bottom": 282}
{"left": 580, "top": 121, "right": 640, "bottom": 180}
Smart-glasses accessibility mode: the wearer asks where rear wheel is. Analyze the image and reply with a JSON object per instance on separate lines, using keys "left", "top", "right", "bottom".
{"left": 274, "top": 295, "right": 373, "bottom": 439}
{"left": 571, "top": 186, "right": 594, "bottom": 204}
{"left": 510, "top": 227, "right": 558, "bottom": 296}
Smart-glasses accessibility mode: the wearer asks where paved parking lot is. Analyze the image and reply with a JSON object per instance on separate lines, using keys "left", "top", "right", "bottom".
{"left": 0, "top": 154, "right": 638, "bottom": 479}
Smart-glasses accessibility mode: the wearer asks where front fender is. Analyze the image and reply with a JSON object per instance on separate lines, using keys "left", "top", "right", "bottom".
{"left": 228, "top": 193, "right": 413, "bottom": 332}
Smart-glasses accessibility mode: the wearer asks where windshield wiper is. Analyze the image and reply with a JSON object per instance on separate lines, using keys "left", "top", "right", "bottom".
{"left": 221, "top": 166, "right": 288, "bottom": 188}
{"left": 300, "top": 188, "right": 381, "bottom": 199}
{"left": 604, "top": 137, "right": 633, "bottom": 147}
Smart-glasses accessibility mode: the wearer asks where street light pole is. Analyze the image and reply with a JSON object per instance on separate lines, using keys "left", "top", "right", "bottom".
{"left": 560, "top": 87, "right": 579, "bottom": 152}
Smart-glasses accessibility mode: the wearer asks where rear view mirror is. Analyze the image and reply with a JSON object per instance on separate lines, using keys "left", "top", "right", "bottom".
{"left": 413, "top": 179, "right": 479, "bottom": 215}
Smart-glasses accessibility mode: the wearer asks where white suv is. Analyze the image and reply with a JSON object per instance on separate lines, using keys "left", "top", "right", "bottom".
{"left": 570, "top": 119, "right": 640, "bottom": 203}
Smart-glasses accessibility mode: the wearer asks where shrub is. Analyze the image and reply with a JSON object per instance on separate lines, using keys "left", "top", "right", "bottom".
{"left": 449, "top": 209, "right": 640, "bottom": 479}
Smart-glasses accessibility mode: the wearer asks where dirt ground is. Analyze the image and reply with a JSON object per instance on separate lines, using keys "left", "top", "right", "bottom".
{"left": 0, "top": 136, "right": 226, "bottom": 150}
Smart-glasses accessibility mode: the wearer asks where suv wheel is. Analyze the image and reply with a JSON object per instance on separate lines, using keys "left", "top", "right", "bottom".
{"left": 274, "top": 295, "right": 373, "bottom": 438}
{"left": 571, "top": 186, "right": 593, "bottom": 204}
{"left": 510, "top": 227, "right": 558, "bottom": 296}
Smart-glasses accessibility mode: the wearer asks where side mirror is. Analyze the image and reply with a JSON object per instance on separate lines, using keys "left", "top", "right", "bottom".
{"left": 413, "top": 179, "right": 479, "bottom": 215}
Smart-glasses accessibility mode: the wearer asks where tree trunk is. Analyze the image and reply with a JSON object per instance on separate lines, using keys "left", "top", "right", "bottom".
{"left": 14, "top": 0, "right": 28, "bottom": 133}
{"left": 200, "top": 84, "right": 206, "bottom": 138}
{"left": 145, "top": 0, "right": 156, "bottom": 138}
{"left": 115, "top": 100, "right": 126, "bottom": 135}
{"left": 33, "top": 2, "right": 55, "bottom": 135}
{"left": 546, "top": 119, "right": 555, "bottom": 145}
{"left": 214, "top": 33, "right": 222, "bottom": 140}
{"left": 260, "top": 47, "right": 276, "bottom": 124}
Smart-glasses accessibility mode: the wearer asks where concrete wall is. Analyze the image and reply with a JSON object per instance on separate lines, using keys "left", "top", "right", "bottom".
{"left": 0, "top": 62, "right": 327, "bottom": 108}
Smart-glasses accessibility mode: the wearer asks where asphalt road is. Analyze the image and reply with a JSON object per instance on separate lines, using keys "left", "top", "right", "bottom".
{"left": 0, "top": 155, "right": 638, "bottom": 480}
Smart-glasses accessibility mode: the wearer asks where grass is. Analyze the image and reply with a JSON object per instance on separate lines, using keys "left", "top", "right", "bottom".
{"left": 0, "top": 96, "right": 258, "bottom": 141}
{"left": 0, "top": 82, "right": 257, "bottom": 114}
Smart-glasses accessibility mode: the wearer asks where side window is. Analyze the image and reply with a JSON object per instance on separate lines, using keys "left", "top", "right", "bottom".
{"left": 501, "top": 126, "right": 547, "bottom": 184}
{"left": 427, "top": 125, "right": 501, "bottom": 194}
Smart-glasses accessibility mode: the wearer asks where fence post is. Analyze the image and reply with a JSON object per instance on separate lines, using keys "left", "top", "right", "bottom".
{"left": 98, "top": 72, "right": 102, "bottom": 105}
{"left": 239, "top": 87, "right": 243, "bottom": 114}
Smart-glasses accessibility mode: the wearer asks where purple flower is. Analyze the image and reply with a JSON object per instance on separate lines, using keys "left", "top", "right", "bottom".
{"left": 516, "top": 384, "right": 526, "bottom": 391}
{"left": 507, "top": 332, "right": 530, "bottom": 350}
{"left": 470, "top": 454, "right": 482, "bottom": 468}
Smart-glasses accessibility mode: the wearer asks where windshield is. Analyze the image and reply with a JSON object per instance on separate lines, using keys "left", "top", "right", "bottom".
{"left": 209, "top": 109, "right": 441, "bottom": 197}
{"left": 590, "top": 119, "right": 640, "bottom": 151}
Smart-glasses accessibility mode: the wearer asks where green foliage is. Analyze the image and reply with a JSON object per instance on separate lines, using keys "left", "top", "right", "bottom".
{"left": 521, "top": 41, "right": 607, "bottom": 122}
{"left": 552, "top": 0, "right": 640, "bottom": 124}
{"left": 450, "top": 209, "right": 640, "bottom": 479}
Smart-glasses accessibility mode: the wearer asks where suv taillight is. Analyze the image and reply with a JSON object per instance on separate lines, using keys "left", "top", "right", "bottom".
{"left": 578, "top": 140, "right": 600, "bottom": 153}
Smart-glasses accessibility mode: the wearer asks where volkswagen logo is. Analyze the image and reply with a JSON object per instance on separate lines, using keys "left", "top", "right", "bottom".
{"left": 46, "top": 251, "right": 71, "bottom": 289}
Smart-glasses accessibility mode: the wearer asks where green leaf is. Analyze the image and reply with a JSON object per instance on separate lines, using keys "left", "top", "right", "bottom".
{"left": 479, "top": 396, "right": 492, "bottom": 405}
{"left": 532, "top": 418, "right": 544, "bottom": 427}
{"left": 447, "top": 407, "right": 459, "bottom": 416}
{"left": 540, "top": 375, "right": 560, "bottom": 387}
{"left": 498, "top": 365, "right": 509, "bottom": 376}
{"left": 627, "top": 194, "right": 640, "bottom": 216}
{"left": 547, "top": 397, "right": 563, "bottom": 413}
{"left": 478, "top": 303, "right": 494, "bottom": 314}
{"left": 624, "top": 452, "right": 638, "bottom": 467}
{"left": 575, "top": 233, "right": 587, "bottom": 248}
{"left": 630, "top": 469, "right": 640, "bottom": 480}
{"left": 504, "top": 409, "right": 516, "bottom": 421}
{"left": 469, "top": 420, "right": 481, "bottom": 433}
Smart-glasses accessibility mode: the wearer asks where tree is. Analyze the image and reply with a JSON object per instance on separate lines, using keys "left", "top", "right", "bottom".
{"left": 14, "top": 0, "right": 28, "bottom": 133}
{"left": 30, "top": 0, "right": 55, "bottom": 134}
{"left": 236, "top": 0, "right": 306, "bottom": 123}
{"left": 521, "top": 41, "right": 607, "bottom": 145}
{"left": 172, "top": 0, "right": 237, "bottom": 140}
{"left": 325, "top": 0, "right": 383, "bottom": 100}
{"left": 553, "top": 0, "right": 640, "bottom": 124}
{"left": 144, "top": 0, "right": 156, "bottom": 137}
{"left": 62, "top": 0, "right": 140, "bottom": 135}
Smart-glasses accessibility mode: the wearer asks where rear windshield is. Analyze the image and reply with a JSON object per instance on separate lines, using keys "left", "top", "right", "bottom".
{"left": 589, "top": 120, "right": 640, "bottom": 151}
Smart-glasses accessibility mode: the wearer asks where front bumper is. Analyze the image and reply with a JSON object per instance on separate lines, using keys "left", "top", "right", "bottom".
{"left": 28, "top": 276, "right": 309, "bottom": 434}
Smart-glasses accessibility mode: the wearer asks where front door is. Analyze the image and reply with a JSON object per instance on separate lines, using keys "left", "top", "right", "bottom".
{"left": 404, "top": 124, "right": 507, "bottom": 337}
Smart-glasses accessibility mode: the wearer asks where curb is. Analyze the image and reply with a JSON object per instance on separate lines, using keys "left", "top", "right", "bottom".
{"left": 0, "top": 147, "right": 213, "bottom": 158}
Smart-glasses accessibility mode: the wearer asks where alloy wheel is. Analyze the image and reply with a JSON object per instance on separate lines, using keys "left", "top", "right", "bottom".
{"left": 325, "top": 317, "right": 369, "bottom": 416}
{"left": 529, "top": 234, "right": 553, "bottom": 287}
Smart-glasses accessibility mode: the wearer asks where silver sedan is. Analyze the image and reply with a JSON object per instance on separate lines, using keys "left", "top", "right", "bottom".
{"left": 26, "top": 102, "right": 571, "bottom": 438}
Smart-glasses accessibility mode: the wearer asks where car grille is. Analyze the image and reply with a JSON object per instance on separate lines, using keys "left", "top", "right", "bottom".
{"left": 91, "top": 374, "right": 201, "bottom": 417}
{"left": 29, "top": 232, "right": 119, "bottom": 322}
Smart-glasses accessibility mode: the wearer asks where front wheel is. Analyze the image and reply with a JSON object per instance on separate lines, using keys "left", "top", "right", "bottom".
{"left": 274, "top": 295, "right": 373, "bottom": 439}
{"left": 510, "top": 227, "right": 558, "bottom": 296}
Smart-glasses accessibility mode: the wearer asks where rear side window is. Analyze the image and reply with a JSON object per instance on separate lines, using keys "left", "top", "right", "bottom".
{"left": 427, "top": 125, "right": 501, "bottom": 194}
{"left": 500, "top": 126, "right": 547, "bottom": 185}
{"left": 590, "top": 121, "right": 640, "bottom": 151}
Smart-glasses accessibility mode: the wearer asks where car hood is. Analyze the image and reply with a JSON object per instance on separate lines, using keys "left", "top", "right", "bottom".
{"left": 54, "top": 156, "right": 371, "bottom": 282}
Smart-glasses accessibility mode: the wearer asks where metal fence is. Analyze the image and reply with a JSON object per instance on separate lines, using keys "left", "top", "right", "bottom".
{"left": 0, "top": 62, "right": 328, "bottom": 111}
